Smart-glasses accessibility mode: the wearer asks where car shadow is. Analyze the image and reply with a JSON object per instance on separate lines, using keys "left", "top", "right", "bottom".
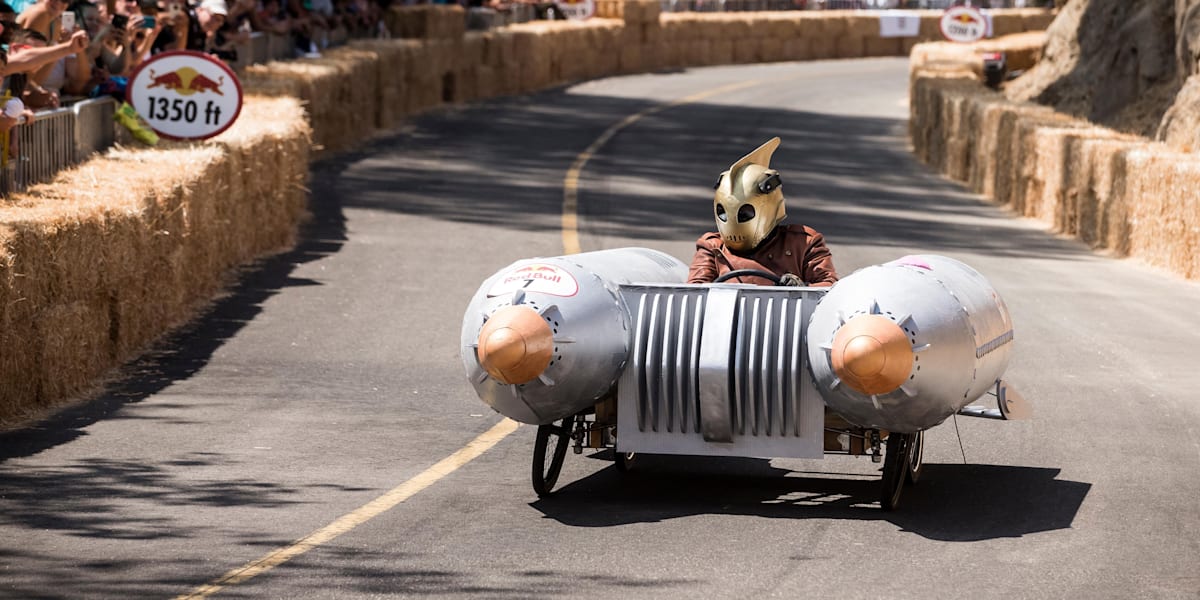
{"left": 530, "top": 454, "right": 1090, "bottom": 542}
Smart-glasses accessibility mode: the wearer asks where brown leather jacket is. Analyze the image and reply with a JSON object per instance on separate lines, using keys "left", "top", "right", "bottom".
{"left": 687, "top": 224, "right": 839, "bottom": 287}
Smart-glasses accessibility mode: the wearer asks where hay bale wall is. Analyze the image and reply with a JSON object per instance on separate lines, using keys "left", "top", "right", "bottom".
{"left": 0, "top": 97, "right": 310, "bottom": 427}
{"left": 0, "top": 4, "right": 1055, "bottom": 427}
{"left": 910, "top": 35, "right": 1200, "bottom": 281}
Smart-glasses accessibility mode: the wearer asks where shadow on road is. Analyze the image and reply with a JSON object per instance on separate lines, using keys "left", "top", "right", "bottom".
{"left": 0, "top": 152, "right": 352, "bottom": 462}
{"left": 530, "top": 455, "right": 1090, "bottom": 542}
{"left": 330, "top": 86, "right": 1100, "bottom": 266}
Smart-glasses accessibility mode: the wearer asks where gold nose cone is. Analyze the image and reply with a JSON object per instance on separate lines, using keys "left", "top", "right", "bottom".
{"left": 477, "top": 305, "right": 554, "bottom": 385}
{"left": 830, "top": 314, "right": 913, "bottom": 396}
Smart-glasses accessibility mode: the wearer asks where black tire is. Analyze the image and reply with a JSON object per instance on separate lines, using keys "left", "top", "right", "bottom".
{"left": 532, "top": 416, "right": 572, "bottom": 498}
{"left": 713, "top": 269, "right": 782, "bottom": 285}
{"left": 880, "top": 432, "right": 914, "bottom": 511}
{"left": 906, "top": 430, "right": 924, "bottom": 485}
{"left": 614, "top": 451, "right": 636, "bottom": 473}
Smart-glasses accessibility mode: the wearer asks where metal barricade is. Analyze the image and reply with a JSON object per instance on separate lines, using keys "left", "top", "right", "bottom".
{"left": 73, "top": 97, "right": 117, "bottom": 161}
{"left": 0, "top": 97, "right": 118, "bottom": 195}
{"left": 11, "top": 107, "right": 75, "bottom": 192}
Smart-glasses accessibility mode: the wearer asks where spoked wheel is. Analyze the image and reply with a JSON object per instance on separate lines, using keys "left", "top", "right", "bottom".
{"left": 880, "top": 432, "right": 916, "bottom": 511}
{"left": 906, "top": 430, "right": 925, "bottom": 485}
{"left": 614, "top": 450, "right": 636, "bottom": 473}
{"left": 532, "top": 416, "right": 573, "bottom": 498}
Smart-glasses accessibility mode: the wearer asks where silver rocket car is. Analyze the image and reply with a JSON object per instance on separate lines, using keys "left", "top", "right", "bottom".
{"left": 461, "top": 247, "right": 1031, "bottom": 510}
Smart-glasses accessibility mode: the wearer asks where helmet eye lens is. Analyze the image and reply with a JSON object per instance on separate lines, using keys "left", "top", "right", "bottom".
{"left": 716, "top": 203, "right": 728, "bottom": 223}
{"left": 737, "top": 205, "right": 755, "bottom": 223}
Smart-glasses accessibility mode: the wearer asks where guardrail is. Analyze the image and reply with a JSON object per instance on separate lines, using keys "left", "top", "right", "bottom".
{"left": 0, "top": 97, "right": 117, "bottom": 195}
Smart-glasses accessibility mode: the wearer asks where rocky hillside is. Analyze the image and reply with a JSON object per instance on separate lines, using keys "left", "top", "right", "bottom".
{"left": 1005, "top": 0, "right": 1200, "bottom": 151}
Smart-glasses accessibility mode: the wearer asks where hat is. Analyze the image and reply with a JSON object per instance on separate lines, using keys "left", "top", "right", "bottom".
{"left": 3, "top": 97, "right": 24, "bottom": 119}
{"left": 199, "top": 0, "right": 227, "bottom": 15}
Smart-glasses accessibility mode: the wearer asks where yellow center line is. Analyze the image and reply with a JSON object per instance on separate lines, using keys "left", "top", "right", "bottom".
{"left": 176, "top": 418, "right": 520, "bottom": 599}
{"left": 561, "top": 79, "right": 766, "bottom": 255}
{"left": 183, "top": 73, "right": 784, "bottom": 600}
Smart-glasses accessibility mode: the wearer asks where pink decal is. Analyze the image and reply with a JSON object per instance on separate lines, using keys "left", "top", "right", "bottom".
{"left": 892, "top": 256, "right": 933, "bottom": 270}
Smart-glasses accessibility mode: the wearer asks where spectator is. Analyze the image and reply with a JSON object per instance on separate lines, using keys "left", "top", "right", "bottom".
{"left": 15, "top": 0, "right": 67, "bottom": 41}
{"left": 284, "top": 0, "right": 324, "bottom": 56}
{"left": 210, "top": 0, "right": 254, "bottom": 62}
{"left": 79, "top": 0, "right": 133, "bottom": 74}
{"left": 0, "top": 49, "right": 38, "bottom": 142}
{"left": 254, "top": 0, "right": 294, "bottom": 36}
{"left": 152, "top": 0, "right": 226, "bottom": 55}
{"left": 11, "top": 28, "right": 90, "bottom": 108}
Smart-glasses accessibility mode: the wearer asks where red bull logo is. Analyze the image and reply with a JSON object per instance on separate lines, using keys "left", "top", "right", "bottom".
{"left": 147, "top": 66, "right": 225, "bottom": 96}
{"left": 940, "top": 6, "right": 987, "bottom": 43}
{"left": 488, "top": 263, "right": 579, "bottom": 297}
{"left": 503, "top": 265, "right": 563, "bottom": 285}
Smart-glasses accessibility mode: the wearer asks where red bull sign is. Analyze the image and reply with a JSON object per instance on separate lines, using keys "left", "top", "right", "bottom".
{"left": 555, "top": 0, "right": 594, "bottom": 21}
{"left": 126, "top": 51, "right": 243, "bottom": 140}
{"left": 488, "top": 264, "right": 580, "bottom": 298}
{"left": 939, "top": 5, "right": 990, "bottom": 43}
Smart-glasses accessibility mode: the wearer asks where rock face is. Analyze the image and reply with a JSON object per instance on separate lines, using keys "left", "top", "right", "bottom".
{"left": 1006, "top": 0, "right": 1200, "bottom": 150}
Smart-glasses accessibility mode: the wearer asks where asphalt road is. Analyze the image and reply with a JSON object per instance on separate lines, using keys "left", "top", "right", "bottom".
{"left": 3, "top": 57, "right": 1200, "bottom": 599}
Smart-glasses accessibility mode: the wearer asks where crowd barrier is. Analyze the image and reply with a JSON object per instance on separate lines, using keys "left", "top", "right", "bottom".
{"left": 0, "top": 2, "right": 1056, "bottom": 427}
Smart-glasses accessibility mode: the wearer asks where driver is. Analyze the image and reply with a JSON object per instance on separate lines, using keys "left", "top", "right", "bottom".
{"left": 687, "top": 137, "right": 839, "bottom": 287}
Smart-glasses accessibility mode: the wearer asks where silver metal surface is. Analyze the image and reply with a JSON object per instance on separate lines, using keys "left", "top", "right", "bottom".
{"left": 461, "top": 248, "right": 688, "bottom": 425}
{"left": 73, "top": 97, "right": 117, "bottom": 160}
{"left": 616, "top": 283, "right": 825, "bottom": 459}
{"left": 808, "top": 254, "right": 1017, "bottom": 433}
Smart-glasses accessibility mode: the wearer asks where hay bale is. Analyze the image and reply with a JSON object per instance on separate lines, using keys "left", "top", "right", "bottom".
{"left": 781, "top": 37, "right": 813, "bottom": 62}
{"left": 242, "top": 49, "right": 376, "bottom": 155}
{"left": 386, "top": 4, "right": 465, "bottom": 39}
{"left": 349, "top": 39, "right": 413, "bottom": 130}
{"left": 989, "top": 12, "right": 1024, "bottom": 38}
{"left": 1059, "top": 133, "right": 1142, "bottom": 239}
{"left": 864, "top": 36, "right": 903, "bottom": 58}
{"left": 1072, "top": 139, "right": 1144, "bottom": 252}
{"left": 1020, "top": 9, "right": 1056, "bottom": 32}
{"left": 760, "top": 38, "right": 784, "bottom": 64}
{"left": 732, "top": 39, "right": 761, "bottom": 64}
{"left": 1122, "top": 150, "right": 1200, "bottom": 278}
{"left": 619, "top": 42, "right": 642, "bottom": 73}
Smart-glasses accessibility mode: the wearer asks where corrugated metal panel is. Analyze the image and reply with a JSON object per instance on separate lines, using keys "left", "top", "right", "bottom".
{"left": 629, "top": 287, "right": 706, "bottom": 435}
{"left": 617, "top": 284, "right": 825, "bottom": 458}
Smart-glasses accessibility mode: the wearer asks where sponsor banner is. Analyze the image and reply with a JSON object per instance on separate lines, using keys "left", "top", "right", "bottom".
{"left": 126, "top": 50, "right": 243, "bottom": 140}
{"left": 556, "top": 0, "right": 595, "bottom": 21}
{"left": 939, "top": 5, "right": 990, "bottom": 43}
{"left": 879, "top": 10, "right": 920, "bottom": 38}
{"left": 488, "top": 264, "right": 580, "bottom": 297}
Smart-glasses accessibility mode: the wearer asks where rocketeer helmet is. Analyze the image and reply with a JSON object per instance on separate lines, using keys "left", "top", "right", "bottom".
{"left": 713, "top": 137, "right": 786, "bottom": 252}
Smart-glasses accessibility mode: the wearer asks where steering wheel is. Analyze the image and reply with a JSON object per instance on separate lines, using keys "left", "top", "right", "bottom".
{"left": 712, "top": 269, "right": 783, "bottom": 285}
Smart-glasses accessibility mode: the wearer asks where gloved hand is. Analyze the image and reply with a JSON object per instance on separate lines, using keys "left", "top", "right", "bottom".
{"left": 779, "top": 273, "right": 805, "bottom": 287}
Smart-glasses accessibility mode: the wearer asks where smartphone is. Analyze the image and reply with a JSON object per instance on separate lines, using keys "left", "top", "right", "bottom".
{"left": 111, "top": 13, "right": 128, "bottom": 29}
{"left": 142, "top": 15, "right": 155, "bottom": 28}
{"left": 60, "top": 11, "right": 75, "bottom": 33}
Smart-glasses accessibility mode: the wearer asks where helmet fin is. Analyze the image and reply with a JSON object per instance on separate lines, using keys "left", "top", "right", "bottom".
{"left": 728, "top": 137, "right": 781, "bottom": 175}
